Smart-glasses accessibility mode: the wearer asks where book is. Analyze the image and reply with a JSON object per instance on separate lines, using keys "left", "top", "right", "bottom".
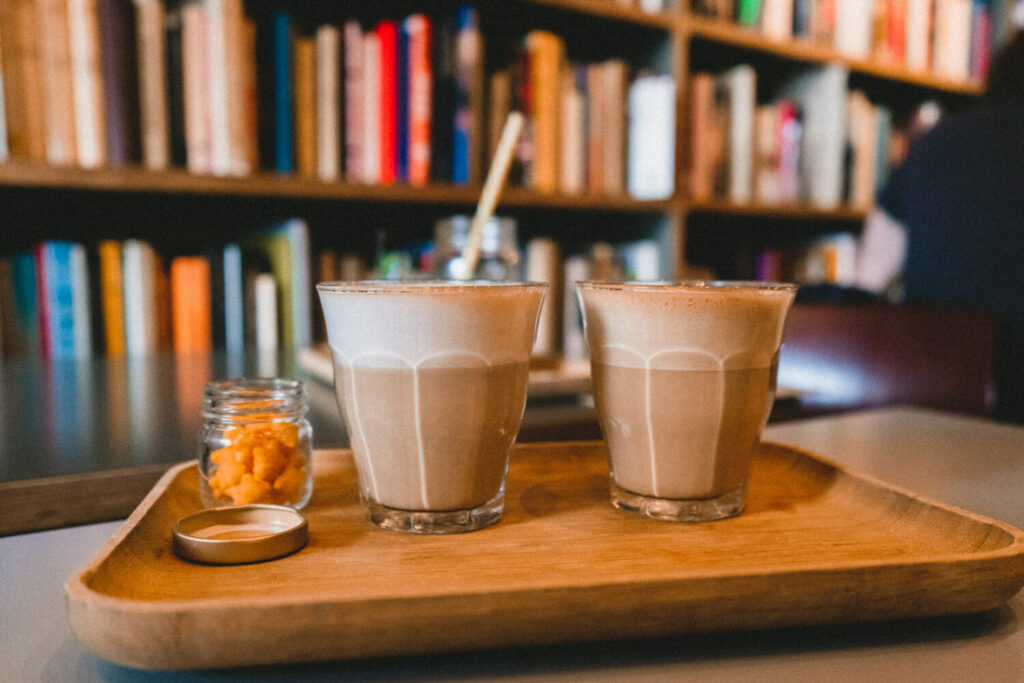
{"left": 67, "top": 0, "right": 106, "bottom": 168}
{"left": 736, "top": 0, "right": 764, "bottom": 26}
{"left": 585, "top": 62, "right": 605, "bottom": 194}
{"left": 716, "top": 64, "right": 756, "bottom": 204}
{"left": 35, "top": 241, "right": 89, "bottom": 360}
{"left": 222, "top": 242, "right": 244, "bottom": 353}
{"left": 315, "top": 23, "right": 341, "bottom": 182}
{"left": 525, "top": 237, "right": 561, "bottom": 357}
{"left": 452, "top": 4, "right": 481, "bottom": 185}
{"left": 38, "top": 0, "right": 78, "bottom": 166}
{"left": 559, "top": 65, "right": 586, "bottom": 195}
{"left": 163, "top": 0, "right": 187, "bottom": 167}
{"left": 627, "top": 73, "right": 675, "bottom": 200}
{"left": 846, "top": 89, "right": 878, "bottom": 209}
{"left": 561, "top": 255, "right": 590, "bottom": 361}
{"left": 396, "top": 18, "right": 409, "bottom": 183}
{"left": 122, "top": 239, "right": 158, "bottom": 356}
{"left": 169, "top": 255, "right": 212, "bottom": 352}
{"left": 245, "top": 218, "right": 312, "bottom": 350}
{"left": 252, "top": 271, "right": 278, "bottom": 352}
{"left": 204, "top": 0, "right": 250, "bottom": 177}
{"left": 969, "top": 0, "right": 991, "bottom": 80}
{"left": 292, "top": 32, "right": 316, "bottom": 179}
{"left": 602, "top": 59, "right": 628, "bottom": 196}
{"left": 526, "top": 30, "right": 564, "bottom": 194}
{"left": 905, "top": 0, "right": 933, "bottom": 72}
{"left": 779, "top": 63, "right": 848, "bottom": 208}
{"left": 343, "top": 20, "right": 364, "bottom": 182}
{"left": 932, "top": 0, "right": 972, "bottom": 81}
{"left": 833, "top": 0, "right": 874, "bottom": 58}
{"left": 430, "top": 11, "right": 455, "bottom": 183}
{"left": 1, "top": 0, "right": 47, "bottom": 162}
{"left": 133, "top": 0, "right": 169, "bottom": 170}
{"left": 272, "top": 10, "right": 293, "bottom": 173}
{"left": 97, "top": 240, "right": 126, "bottom": 355}
{"left": 181, "top": 0, "right": 211, "bottom": 173}
{"left": 98, "top": 0, "right": 141, "bottom": 166}
{"left": 376, "top": 20, "right": 398, "bottom": 185}
{"left": 2, "top": 251, "right": 40, "bottom": 357}
{"left": 362, "top": 28, "right": 380, "bottom": 184}
{"left": 687, "top": 71, "right": 716, "bottom": 200}
{"left": 760, "top": 0, "right": 794, "bottom": 40}
{"left": 404, "top": 13, "right": 432, "bottom": 187}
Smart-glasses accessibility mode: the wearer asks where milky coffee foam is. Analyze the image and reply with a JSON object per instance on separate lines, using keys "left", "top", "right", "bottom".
{"left": 319, "top": 282, "right": 545, "bottom": 368}
{"left": 579, "top": 283, "right": 795, "bottom": 370}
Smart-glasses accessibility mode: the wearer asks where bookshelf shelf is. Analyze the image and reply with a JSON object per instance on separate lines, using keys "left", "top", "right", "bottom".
{"left": 685, "top": 18, "right": 985, "bottom": 96}
{"left": 0, "top": 161, "right": 677, "bottom": 212}
{"left": 687, "top": 198, "right": 867, "bottom": 223}
{"left": 524, "top": 0, "right": 677, "bottom": 28}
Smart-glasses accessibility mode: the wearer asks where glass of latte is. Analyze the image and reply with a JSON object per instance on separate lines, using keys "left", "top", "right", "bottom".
{"left": 577, "top": 281, "right": 796, "bottom": 523}
{"left": 317, "top": 281, "right": 546, "bottom": 534}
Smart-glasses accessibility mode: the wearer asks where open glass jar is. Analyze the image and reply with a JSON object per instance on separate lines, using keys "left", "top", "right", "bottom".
{"left": 199, "top": 378, "right": 313, "bottom": 509}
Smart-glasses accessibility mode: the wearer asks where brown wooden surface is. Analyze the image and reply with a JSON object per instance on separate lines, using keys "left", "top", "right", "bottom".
{"left": 65, "top": 442, "right": 1024, "bottom": 671}
{"left": 0, "top": 465, "right": 173, "bottom": 537}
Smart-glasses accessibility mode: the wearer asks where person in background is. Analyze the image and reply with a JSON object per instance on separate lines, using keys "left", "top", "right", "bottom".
{"left": 854, "top": 30, "right": 1024, "bottom": 424}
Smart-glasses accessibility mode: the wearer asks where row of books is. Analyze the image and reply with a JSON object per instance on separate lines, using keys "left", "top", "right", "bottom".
{"left": 687, "top": 63, "right": 943, "bottom": 209}
{"left": 753, "top": 232, "right": 858, "bottom": 286}
{"left": 0, "top": 0, "right": 485, "bottom": 186}
{"left": 0, "top": 218, "right": 313, "bottom": 360}
{"left": 490, "top": 30, "right": 676, "bottom": 199}
{"left": 691, "top": 0, "right": 1021, "bottom": 83}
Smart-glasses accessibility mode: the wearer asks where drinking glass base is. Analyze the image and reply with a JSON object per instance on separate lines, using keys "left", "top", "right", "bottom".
{"left": 610, "top": 482, "right": 745, "bottom": 522}
{"left": 366, "top": 493, "right": 504, "bottom": 534}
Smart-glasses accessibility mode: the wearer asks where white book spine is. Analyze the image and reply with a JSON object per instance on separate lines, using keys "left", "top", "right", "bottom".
{"left": 68, "top": 0, "right": 105, "bottom": 169}
{"left": 70, "top": 243, "right": 93, "bottom": 359}
{"left": 525, "top": 237, "right": 560, "bottom": 357}
{"left": 253, "top": 272, "right": 278, "bottom": 352}
{"left": 203, "top": 0, "right": 230, "bottom": 176}
{"left": 627, "top": 74, "right": 675, "bottom": 201}
{"left": 562, "top": 255, "right": 590, "bottom": 361}
{"left": 362, "top": 32, "right": 380, "bottom": 184}
{"left": 905, "top": 0, "right": 931, "bottom": 72}
{"left": 123, "top": 240, "right": 155, "bottom": 356}
{"left": 728, "top": 65, "right": 756, "bottom": 204}
{"left": 316, "top": 25, "right": 341, "bottom": 181}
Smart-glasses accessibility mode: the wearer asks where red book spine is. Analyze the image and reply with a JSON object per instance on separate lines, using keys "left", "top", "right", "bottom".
{"left": 406, "top": 14, "right": 432, "bottom": 187}
{"left": 376, "top": 20, "right": 398, "bottom": 185}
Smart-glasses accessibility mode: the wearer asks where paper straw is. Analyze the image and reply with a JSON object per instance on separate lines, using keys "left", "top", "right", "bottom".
{"left": 454, "top": 111, "right": 525, "bottom": 280}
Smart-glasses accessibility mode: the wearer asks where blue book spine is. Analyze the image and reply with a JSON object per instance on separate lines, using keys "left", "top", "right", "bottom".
{"left": 42, "top": 242, "right": 77, "bottom": 359}
{"left": 396, "top": 19, "right": 410, "bottom": 183}
{"left": 273, "top": 11, "right": 293, "bottom": 174}
{"left": 452, "top": 5, "right": 477, "bottom": 185}
{"left": 222, "top": 242, "right": 244, "bottom": 354}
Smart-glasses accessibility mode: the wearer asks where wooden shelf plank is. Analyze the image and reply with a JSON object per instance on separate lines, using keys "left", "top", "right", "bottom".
{"left": 688, "top": 198, "right": 868, "bottom": 221}
{"left": 524, "top": 0, "right": 677, "bottom": 28}
{"left": 0, "top": 161, "right": 680, "bottom": 212}
{"left": 687, "top": 18, "right": 985, "bottom": 96}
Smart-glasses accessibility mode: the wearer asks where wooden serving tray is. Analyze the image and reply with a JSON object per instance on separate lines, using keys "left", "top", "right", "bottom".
{"left": 66, "top": 442, "right": 1024, "bottom": 671}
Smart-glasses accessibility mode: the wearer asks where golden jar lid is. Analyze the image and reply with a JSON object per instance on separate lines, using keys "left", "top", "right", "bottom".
{"left": 172, "top": 504, "right": 308, "bottom": 565}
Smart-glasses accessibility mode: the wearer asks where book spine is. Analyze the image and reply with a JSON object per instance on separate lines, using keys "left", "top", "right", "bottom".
{"left": 376, "top": 19, "right": 398, "bottom": 185}
{"left": 627, "top": 74, "right": 675, "bottom": 200}
{"left": 2, "top": 0, "right": 47, "bottom": 162}
{"left": 222, "top": 242, "right": 244, "bottom": 353}
{"left": 181, "top": 0, "right": 210, "bottom": 173}
{"left": 343, "top": 20, "right": 364, "bottom": 181}
{"left": 272, "top": 10, "right": 292, "bottom": 173}
{"left": 315, "top": 24, "right": 341, "bottom": 181}
{"left": 292, "top": 33, "right": 316, "bottom": 178}
{"left": 396, "top": 19, "right": 410, "bottom": 183}
{"left": 97, "top": 0, "right": 140, "bottom": 166}
{"left": 252, "top": 272, "right": 278, "bottom": 351}
{"left": 452, "top": 5, "right": 479, "bottom": 185}
{"left": 406, "top": 14, "right": 432, "bottom": 187}
{"left": 38, "top": 242, "right": 78, "bottom": 359}
{"left": 527, "top": 30, "right": 563, "bottom": 195}
{"left": 163, "top": 0, "right": 187, "bottom": 166}
{"left": 133, "top": 0, "right": 169, "bottom": 170}
{"left": 70, "top": 243, "right": 93, "bottom": 359}
{"left": 170, "top": 255, "right": 212, "bottom": 352}
{"left": 97, "top": 239, "right": 126, "bottom": 355}
{"left": 38, "top": 0, "right": 78, "bottom": 166}
{"left": 362, "top": 29, "right": 380, "bottom": 184}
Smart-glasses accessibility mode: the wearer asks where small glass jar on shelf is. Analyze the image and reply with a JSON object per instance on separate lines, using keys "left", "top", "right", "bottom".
{"left": 198, "top": 378, "right": 313, "bottom": 510}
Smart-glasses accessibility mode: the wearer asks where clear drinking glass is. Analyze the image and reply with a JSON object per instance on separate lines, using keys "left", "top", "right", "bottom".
{"left": 317, "top": 280, "right": 546, "bottom": 534}
{"left": 577, "top": 281, "right": 796, "bottom": 522}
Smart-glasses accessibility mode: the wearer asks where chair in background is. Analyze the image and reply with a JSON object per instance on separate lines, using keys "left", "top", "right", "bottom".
{"left": 775, "top": 303, "right": 999, "bottom": 420}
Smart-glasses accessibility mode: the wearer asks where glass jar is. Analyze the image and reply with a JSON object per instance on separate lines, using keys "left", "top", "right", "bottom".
{"left": 199, "top": 378, "right": 313, "bottom": 510}
{"left": 433, "top": 215, "right": 520, "bottom": 281}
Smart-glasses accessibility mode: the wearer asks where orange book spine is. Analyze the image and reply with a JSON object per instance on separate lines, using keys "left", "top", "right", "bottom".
{"left": 293, "top": 33, "right": 316, "bottom": 179}
{"left": 170, "top": 255, "right": 212, "bottom": 352}
{"left": 405, "top": 13, "right": 432, "bottom": 187}
{"left": 97, "top": 240, "right": 126, "bottom": 355}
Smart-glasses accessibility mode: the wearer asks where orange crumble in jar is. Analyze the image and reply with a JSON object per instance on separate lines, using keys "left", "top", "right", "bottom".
{"left": 199, "top": 380, "right": 313, "bottom": 509}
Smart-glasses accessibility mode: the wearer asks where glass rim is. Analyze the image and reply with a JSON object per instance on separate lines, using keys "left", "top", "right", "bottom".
{"left": 575, "top": 280, "right": 798, "bottom": 293}
{"left": 316, "top": 280, "right": 548, "bottom": 293}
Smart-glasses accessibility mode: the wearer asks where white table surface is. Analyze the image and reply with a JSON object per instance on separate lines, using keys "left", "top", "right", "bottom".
{"left": 3, "top": 407, "right": 1024, "bottom": 682}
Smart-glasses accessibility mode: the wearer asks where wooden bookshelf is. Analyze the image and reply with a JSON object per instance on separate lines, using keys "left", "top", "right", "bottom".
{"left": 0, "top": 0, "right": 1008, "bottom": 358}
